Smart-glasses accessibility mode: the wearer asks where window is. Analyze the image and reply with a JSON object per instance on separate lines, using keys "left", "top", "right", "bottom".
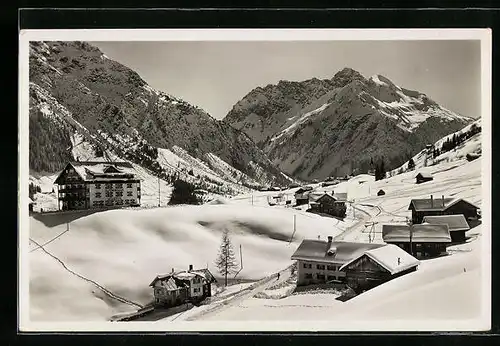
{"left": 305, "top": 273, "right": 313, "bottom": 279}
{"left": 124, "top": 200, "right": 130, "bottom": 204}
{"left": 303, "top": 263, "right": 312, "bottom": 269}
{"left": 115, "top": 191, "right": 123, "bottom": 197}
{"left": 193, "top": 288, "right": 200, "bottom": 293}
{"left": 327, "top": 265, "right": 336, "bottom": 271}
{"left": 105, "top": 191, "right": 113, "bottom": 198}
{"left": 95, "top": 192, "right": 102, "bottom": 198}
{"left": 316, "top": 264, "right": 325, "bottom": 270}
{"left": 116, "top": 199, "right": 123, "bottom": 205}
{"left": 317, "top": 274, "right": 325, "bottom": 280}
{"left": 127, "top": 183, "right": 133, "bottom": 188}
{"left": 105, "top": 184, "right": 112, "bottom": 189}
{"left": 126, "top": 191, "right": 133, "bottom": 197}
{"left": 95, "top": 183, "right": 101, "bottom": 189}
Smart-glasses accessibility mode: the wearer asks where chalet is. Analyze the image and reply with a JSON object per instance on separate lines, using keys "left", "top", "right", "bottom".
{"left": 377, "top": 189, "right": 385, "bottom": 196}
{"left": 149, "top": 265, "right": 217, "bottom": 307}
{"left": 54, "top": 161, "right": 141, "bottom": 211}
{"left": 309, "top": 193, "right": 347, "bottom": 218}
{"left": 340, "top": 244, "right": 420, "bottom": 294}
{"left": 290, "top": 236, "right": 385, "bottom": 286}
{"left": 415, "top": 172, "right": 434, "bottom": 184}
{"left": 382, "top": 224, "right": 451, "bottom": 258}
{"left": 294, "top": 186, "right": 313, "bottom": 205}
{"left": 422, "top": 215, "right": 470, "bottom": 243}
{"left": 408, "top": 195, "right": 480, "bottom": 226}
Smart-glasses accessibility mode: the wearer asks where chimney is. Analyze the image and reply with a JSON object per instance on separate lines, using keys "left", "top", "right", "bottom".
{"left": 430, "top": 195, "right": 433, "bottom": 208}
{"left": 328, "top": 236, "right": 333, "bottom": 243}
{"left": 442, "top": 195, "right": 445, "bottom": 207}
{"left": 171, "top": 268, "right": 174, "bottom": 273}
{"left": 318, "top": 235, "right": 321, "bottom": 240}
{"left": 189, "top": 264, "right": 193, "bottom": 271}
{"left": 397, "top": 257, "right": 401, "bottom": 265}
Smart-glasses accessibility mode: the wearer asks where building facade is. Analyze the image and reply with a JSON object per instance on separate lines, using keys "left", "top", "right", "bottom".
{"left": 291, "top": 237, "right": 385, "bottom": 286}
{"left": 54, "top": 161, "right": 141, "bottom": 211}
{"left": 408, "top": 196, "right": 480, "bottom": 225}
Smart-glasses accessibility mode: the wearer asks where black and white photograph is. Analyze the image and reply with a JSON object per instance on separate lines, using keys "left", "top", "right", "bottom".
{"left": 18, "top": 29, "right": 491, "bottom": 332}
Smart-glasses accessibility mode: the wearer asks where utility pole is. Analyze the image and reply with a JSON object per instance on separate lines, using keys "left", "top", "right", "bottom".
{"left": 158, "top": 175, "right": 161, "bottom": 207}
{"left": 251, "top": 194, "right": 254, "bottom": 206}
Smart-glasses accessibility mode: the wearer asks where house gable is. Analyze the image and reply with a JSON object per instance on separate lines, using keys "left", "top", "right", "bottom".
{"left": 342, "top": 254, "right": 390, "bottom": 274}
{"left": 54, "top": 162, "right": 86, "bottom": 184}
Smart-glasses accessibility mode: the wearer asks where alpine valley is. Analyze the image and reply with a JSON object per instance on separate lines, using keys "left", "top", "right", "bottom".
{"left": 29, "top": 41, "right": 293, "bottom": 202}
{"left": 223, "top": 68, "right": 473, "bottom": 180}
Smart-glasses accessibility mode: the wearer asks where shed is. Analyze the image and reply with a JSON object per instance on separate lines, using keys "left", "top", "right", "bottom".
{"left": 415, "top": 172, "right": 434, "bottom": 184}
{"left": 377, "top": 189, "right": 385, "bottom": 196}
{"left": 340, "top": 244, "right": 420, "bottom": 293}
{"left": 422, "top": 215, "right": 470, "bottom": 243}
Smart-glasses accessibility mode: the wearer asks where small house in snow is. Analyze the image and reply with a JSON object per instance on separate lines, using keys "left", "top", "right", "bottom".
{"left": 377, "top": 189, "right": 386, "bottom": 196}
{"left": 415, "top": 172, "right": 434, "bottom": 184}
{"left": 422, "top": 215, "right": 470, "bottom": 243}
{"left": 408, "top": 195, "right": 480, "bottom": 226}
{"left": 340, "top": 244, "right": 419, "bottom": 294}
{"left": 382, "top": 223, "right": 451, "bottom": 258}
{"left": 294, "top": 186, "right": 313, "bottom": 205}
{"left": 309, "top": 193, "right": 347, "bottom": 218}
{"left": 149, "top": 265, "right": 217, "bottom": 307}
{"left": 290, "top": 236, "right": 385, "bottom": 286}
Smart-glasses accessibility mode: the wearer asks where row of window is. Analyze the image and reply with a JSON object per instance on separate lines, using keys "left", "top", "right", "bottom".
{"left": 303, "top": 263, "right": 340, "bottom": 271}
{"left": 193, "top": 288, "right": 201, "bottom": 293}
{"left": 95, "top": 183, "right": 135, "bottom": 189}
{"left": 95, "top": 191, "right": 134, "bottom": 198}
{"left": 92, "top": 199, "right": 136, "bottom": 207}
{"left": 304, "top": 273, "right": 339, "bottom": 281}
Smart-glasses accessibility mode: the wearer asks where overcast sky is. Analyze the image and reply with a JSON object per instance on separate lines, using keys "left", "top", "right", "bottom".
{"left": 93, "top": 40, "right": 481, "bottom": 120}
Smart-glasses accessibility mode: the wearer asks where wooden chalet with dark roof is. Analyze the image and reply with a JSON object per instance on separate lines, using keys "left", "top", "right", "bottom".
{"left": 309, "top": 193, "right": 347, "bottom": 218}
{"left": 408, "top": 195, "right": 480, "bottom": 225}
{"left": 415, "top": 172, "right": 434, "bottom": 184}
{"left": 54, "top": 161, "right": 141, "bottom": 211}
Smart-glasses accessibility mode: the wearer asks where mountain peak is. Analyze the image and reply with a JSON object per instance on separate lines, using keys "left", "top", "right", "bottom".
{"left": 331, "top": 67, "right": 366, "bottom": 88}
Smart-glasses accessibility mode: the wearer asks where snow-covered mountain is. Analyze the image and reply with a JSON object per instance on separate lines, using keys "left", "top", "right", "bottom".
{"left": 28, "top": 41, "right": 292, "bottom": 204}
{"left": 224, "top": 68, "right": 474, "bottom": 181}
{"left": 389, "top": 119, "right": 482, "bottom": 176}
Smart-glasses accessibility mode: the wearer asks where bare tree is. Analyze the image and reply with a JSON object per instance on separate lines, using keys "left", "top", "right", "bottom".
{"left": 215, "top": 229, "right": 239, "bottom": 287}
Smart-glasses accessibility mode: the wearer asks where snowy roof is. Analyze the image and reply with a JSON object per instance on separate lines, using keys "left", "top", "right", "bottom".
{"left": 408, "top": 197, "right": 478, "bottom": 212}
{"left": 340, "top": 244, "right": 420, "bottom": 275}
{"left": 333, "top": 193, "right": 348, "bottom": 202}
{"left": 190, "top": 268, "right": 218, "bottom": 283}
{"left": 382, "top": 224, "right": 451, "bottom": 243}
{"left": 291, "top": 240, "right": 385, "bottom": 264}
{"left": 416, "top": 172, "right": 433, "bottom": 179}
{"left": 55, "top": 161, "right": 137, "bottom": 183}
{"left": 149, "top": 269, "right": 212, "bottom": 288}
{"left": 310, "top": 193, "right": 336, "bottom": 203}
{"left": 295, "top": 186, "right": 313, "bottom": 195}
{"left": 422, "top": 215, "right": 470, "bottom": 232}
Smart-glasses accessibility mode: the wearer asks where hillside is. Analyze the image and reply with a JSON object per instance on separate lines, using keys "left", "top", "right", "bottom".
{"left": 224, "top": 68, "right": 473, "bottom": 180}
{"left": 28, "top": 41, "right": 291, "bottom": 196}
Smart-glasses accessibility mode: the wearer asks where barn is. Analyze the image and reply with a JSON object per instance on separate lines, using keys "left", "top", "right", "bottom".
{"left": 415, "top": 172, "right": 434, "bottom": 184}
{"left": 294, "top": 186, "right": 313, "bottom": 206}
{"left": 340, "top": 244, "right": 420, "bottom": 294}
{"left": 382, "top": 223, "right": 451, "bottom": 258}
{"left": 408, "top": 195, "right": 480, "bottom": 226}
{"left": 422, "top": 215, "right": 470, "bottom": 243}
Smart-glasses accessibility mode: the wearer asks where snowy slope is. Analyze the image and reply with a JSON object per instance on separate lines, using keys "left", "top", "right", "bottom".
{"left": 390, "top": 119, "right": 482, "bottom": 175}
{"left": 28, "top": 203, "right": 352, "bottom": 321}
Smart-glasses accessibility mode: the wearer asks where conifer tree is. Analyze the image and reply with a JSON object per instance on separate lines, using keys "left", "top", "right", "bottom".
{"left": 215, "top": 229, "right": 239, "bottom": 286}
